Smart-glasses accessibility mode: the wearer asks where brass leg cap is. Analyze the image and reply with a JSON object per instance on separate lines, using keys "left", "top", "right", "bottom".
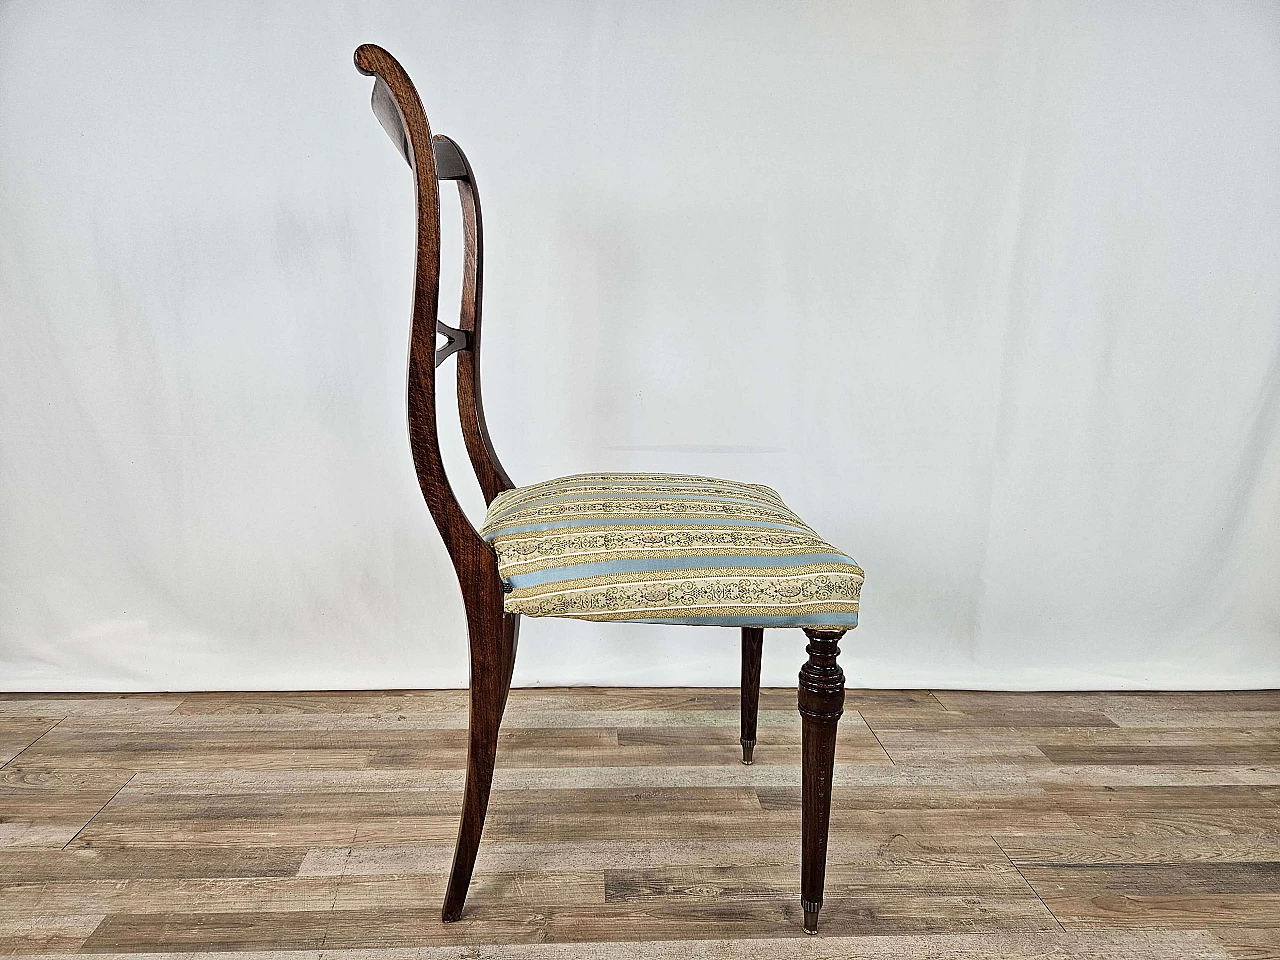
{"left": 741, "top": 739, "right": 755, "bottom": 765}
{"left": 803, "top": 903, "right": 820, "bottom": 934}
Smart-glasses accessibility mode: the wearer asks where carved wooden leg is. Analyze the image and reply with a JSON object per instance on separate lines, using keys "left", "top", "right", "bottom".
{"left": 740, "top": 627, "right": 763, "bottom": 764}
{"left": 441, "top": 588, "right": 519, "bottom": 922}
{"left": 797, "top": 627, "right": 846, "bottom": 934}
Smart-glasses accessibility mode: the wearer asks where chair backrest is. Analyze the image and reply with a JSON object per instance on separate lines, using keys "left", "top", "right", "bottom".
{"left": 354, "top": 44, "right": 513, "bottom": 572}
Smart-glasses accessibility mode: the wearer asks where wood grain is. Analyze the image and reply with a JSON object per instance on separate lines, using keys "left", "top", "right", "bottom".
{"left": 1, "top": 685, "right": 1277, "bottom": 956}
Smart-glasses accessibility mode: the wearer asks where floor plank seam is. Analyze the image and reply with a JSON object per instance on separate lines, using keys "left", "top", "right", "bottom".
{"left": 60, "top": 771, "right": 135, "bottom": 850}
{"left": 319, "top": 839, "right": 356, "bottom": 947}
{"left": 77, "top": 910, "right": 111, "bottom": 952}
{"left": 856, "top": 712, "right": 896, "bottom": 766}
{"left": 992, "top": 834, "right": 1069, "bottom": 935}
{"left": 0, "top": 715, "right": 65, "bottom": 770}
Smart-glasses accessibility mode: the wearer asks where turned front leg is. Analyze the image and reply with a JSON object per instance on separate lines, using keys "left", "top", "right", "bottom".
{"left": 797, "top": 628, "right": 846, "bottom": 934}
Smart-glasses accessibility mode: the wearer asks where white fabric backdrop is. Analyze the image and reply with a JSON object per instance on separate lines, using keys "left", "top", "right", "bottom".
{"left": 2, "top": 1, "right": 1279, "bottom": 691}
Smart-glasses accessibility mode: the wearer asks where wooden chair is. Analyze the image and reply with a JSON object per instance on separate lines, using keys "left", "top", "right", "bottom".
{"left": 354, "top": 44, "right": 864, "bottom": 935}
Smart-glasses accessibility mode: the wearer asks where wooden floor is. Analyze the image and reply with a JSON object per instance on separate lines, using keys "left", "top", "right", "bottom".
{"left": 1, "top": 688, "right": 1279, "bottom": 958}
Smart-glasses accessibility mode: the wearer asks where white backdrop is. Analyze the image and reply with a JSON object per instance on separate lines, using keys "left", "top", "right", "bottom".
{"left": 2, "top": 1, "right": 1279, "bottom": 691}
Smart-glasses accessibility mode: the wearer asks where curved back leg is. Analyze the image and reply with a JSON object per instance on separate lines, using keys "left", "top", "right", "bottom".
{"left": 442, "top": 599, "right": 519, "bottom": 922}
{"left": 352, "top": 43, "right": 519, "bottom": 925}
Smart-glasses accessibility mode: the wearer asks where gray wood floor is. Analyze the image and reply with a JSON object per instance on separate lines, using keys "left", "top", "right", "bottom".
{"left": 1, "top": 687, "right": 1278, "bottom": 958}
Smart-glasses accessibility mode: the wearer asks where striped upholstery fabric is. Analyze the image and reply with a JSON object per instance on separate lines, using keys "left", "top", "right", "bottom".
{"left": 479, "top": 473, "right": 863, "bottom": 629}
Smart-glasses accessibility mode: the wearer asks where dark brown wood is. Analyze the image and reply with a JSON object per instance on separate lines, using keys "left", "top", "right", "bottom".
{"left": 740, "top": 627, "right": 763, "bottom": 764}
{"left": 431, "top": 137, "right": 469, "bottom": 180}
{"left": 798, "top": 628, "right": 846, "bottom": 934}
{"left": 442, "top": 609, "right": 519, "bottom": 921}
{"left": 439, "top": 133, "right": 515, "bottom": 505}
{"left": 354, "top": 43, "right": 517, "bottom": 924}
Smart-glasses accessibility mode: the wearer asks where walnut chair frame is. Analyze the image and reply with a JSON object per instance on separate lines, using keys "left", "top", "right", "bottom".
{"left": 354, "top": 44, "right": 848, "bottom": 935}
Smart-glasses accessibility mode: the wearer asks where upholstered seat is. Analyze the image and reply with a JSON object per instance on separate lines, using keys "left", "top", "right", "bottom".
{"left": 481, "top": 473, "right": 863, "bottom": 629}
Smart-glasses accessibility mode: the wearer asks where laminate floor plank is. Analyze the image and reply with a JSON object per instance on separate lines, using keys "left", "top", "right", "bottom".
{"left": 867, "top": 727, "right": 1054, "bottom": 764}
{"left": 860, "top": 706, "right": 1122, "bottom": 729}
{"left": 1034, "top": 893, "right": 1280, "bottom": 928}
{"left": 1018, "top": 862, "right": 1280, "bottom": 897}
{"left": 1038, "top": 745, "right": 1280, "bottom": 766}
{"left": 999, "top": 829, "right": 1280, "bottom": 865}
{"left": 331, "top": 871, "right": 605, "bottom": 910}
{"left": 933, "top": 691, "right": 1280, "bottom": 716}
{"left": 11, "top": 726, "right": 620, "bottom": 772}
{"left": 79, "top": 910, "right": 331, "bottom": 953}
{"left": 1042, "top": 785, "right": 1280, "bottom": 813}
{"left": 0, "top": 845, "right": 309, "bottom": 882}
{"left": 0, "top": 695, "right": 182, "bottom": 718}
{"left": 0, "top": 876, "right": 343, "bottom": 919}
{"left": 603, "top": 861, "right": 1040, "bottom": 903}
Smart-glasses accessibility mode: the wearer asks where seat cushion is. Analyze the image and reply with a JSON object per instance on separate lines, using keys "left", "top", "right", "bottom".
{"left": 479, "top": 473, "right": 862, "bottom": 629}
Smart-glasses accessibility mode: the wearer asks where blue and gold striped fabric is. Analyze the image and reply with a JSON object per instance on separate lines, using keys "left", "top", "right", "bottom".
{"left": 479, "top": 473, "right": 863, "bottom": 629}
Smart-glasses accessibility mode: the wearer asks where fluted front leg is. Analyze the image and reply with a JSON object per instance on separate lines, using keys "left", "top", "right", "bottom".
{"left": 797, "top": 628, "right": 846, "bottom": 935}
{"left": 740, "top": 627, "right": 763, "bottom": 764}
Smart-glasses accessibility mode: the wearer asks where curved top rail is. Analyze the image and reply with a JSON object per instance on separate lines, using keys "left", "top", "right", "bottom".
{"left": 358, "top": 47, "right": 472, "bottom": 182}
